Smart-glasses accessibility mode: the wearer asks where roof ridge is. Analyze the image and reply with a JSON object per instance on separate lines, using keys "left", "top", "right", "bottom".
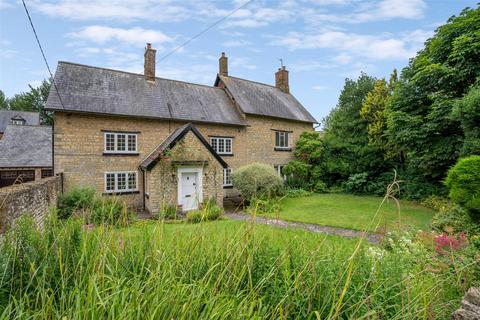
{"left": 58, "top": 61, "right": 225, "bottom": 91}
{"left": 221, "top": 75, "right": 281, "bottom": 90}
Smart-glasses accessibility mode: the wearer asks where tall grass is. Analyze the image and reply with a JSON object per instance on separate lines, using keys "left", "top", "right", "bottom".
{"left": 0, "top": 212, "right": 475, "bottom": 319}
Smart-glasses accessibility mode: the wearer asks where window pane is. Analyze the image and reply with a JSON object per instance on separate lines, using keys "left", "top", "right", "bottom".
{"left": 128, "top": 172, "right": 136, "bottom": 190}
{"left": 223, "top": 168, "right": 232, "bottom": 186}
{"left": 106, "top": 133, "right": 115, "bottom": 151}
{"left": 211, "top": 138, "right": 218, "bottom": 152}
{"left": 41, "top": 170, "right": 53, "bottom": 178}
{"left": 225, "top": 139, "right": 232, "bottom": 153}
{"left": 127, "top": 135, "right": 137, "bottom": 152}
{"left": 284, "top": 133, "right": 289, "bottom": 147}
{"left": 275, "top": 132, "right": 280, "bottom": 147}
{"left": 218, "top": 139, "right": 225, "bottom": 153}
{"left": 117, "top": 134, "right": 126, "bottom": 151}
{"left": 117, "top": 173, "right": 126, "bottom": 190}
{"left": 106, "top": 173, "right": 115, "bottom": 191}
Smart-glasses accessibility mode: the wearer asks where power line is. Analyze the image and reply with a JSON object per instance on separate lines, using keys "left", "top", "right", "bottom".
{"left": 21, "top": 0, "right": 65, "bottom": 109}
{"left": 156, "top": 0, "right": 254, "bottom": 64}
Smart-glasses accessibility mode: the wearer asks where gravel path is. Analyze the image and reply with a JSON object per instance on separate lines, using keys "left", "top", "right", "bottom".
{"left": 225, "top": 212, "right": 383, "bottom": 243}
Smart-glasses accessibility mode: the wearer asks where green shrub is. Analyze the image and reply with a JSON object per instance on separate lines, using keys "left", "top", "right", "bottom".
{"left": 58, "top": 187, "right": 96, "bottom": 219}
{"left": 313, "top": 181, "right": 328, "bottom": 193}
{"left": 343, "top": 172, "right": 369, "bottom": 194}
{"left": 186, "top": 199, "right": 223, "bottom": 223}
{"left": 421, "top": 195, "right": 451, "bottom": 211}
{"left": 247, "top": 197, "right": 281, "bottom": 215}
{"left": 431, "top": 204, "right": 480, "bottom": 236}
{"left": 157, "top": 203, "right": 178, "bottom": 220}
{"left": 232, "top": 163, "right": 284, "bottom": 201}
{"left": 445, "top": 155, "right": 480, "bottom": 213}
{"left": 186, "top": 210, "right": 203, "bottom": 223}
{"left": 90, "top": 197, "right": 131, "bottom": 226}
{"left": 205, "top": 206, "right": 222, "bottom": 221}
{"left": 285, "top": 176, "right": 310, "bottom": 190}
{"left": 284, "top": 188, "right": 312, "bottom": 198}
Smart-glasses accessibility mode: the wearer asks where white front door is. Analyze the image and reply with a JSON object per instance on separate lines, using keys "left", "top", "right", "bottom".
{"left": 179, "top": 171, "right": 199, "bottom": 211}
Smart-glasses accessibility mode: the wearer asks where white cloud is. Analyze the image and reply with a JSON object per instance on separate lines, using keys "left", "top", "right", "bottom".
{"left": 302, "top": 0, "right": 426, "bottom": 24}
{"left": 230, "top": 57, "right": 257, "bottom": 70}
{"left": 0, "top": 0, "right": 12, "bottom": 9}
{"left": 0, "top": 39, "right": 15, "bottom": 59}
{"left": 312, "top": 85, "right": 329, "bottom": 90}
{"left": 222, "top": 40, "right": 251, "bottom": 47}
{"left": 290, "top": 60, "right": 334, "bottom": 72}
{"left": 68, "top": 26, "right": 174, "bottom": 48}
{"left": 270, "top": 29, "right": 430, "bottom": 60}
{"left": 30, "top": 0, "right": 190, "bottom": 22}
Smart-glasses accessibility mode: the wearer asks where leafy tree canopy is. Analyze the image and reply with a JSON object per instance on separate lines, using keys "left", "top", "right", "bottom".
{"left": 1, "top": 79, "right": 53, "bottom": 125}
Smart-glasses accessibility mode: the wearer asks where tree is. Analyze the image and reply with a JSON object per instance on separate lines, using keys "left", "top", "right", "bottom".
{"left": 445, "top": 155, "right": 480, "bottom": 214}
{"left": 0, "top": 90, "right": 8, "bottom": 110}
{"left": 360, "top": 70, "right": 397, "bottom": 151}
{"left": 321, "top": 73, "right": 385, "bottom": 184}
{"left": 452, "top": 84, "right": 480, "bottom": 156}
{"left": 8, "top": 79, "right": 53, "bottom": 125}
{"left": 386, "top": 6, "right": 480, "bottom": 186}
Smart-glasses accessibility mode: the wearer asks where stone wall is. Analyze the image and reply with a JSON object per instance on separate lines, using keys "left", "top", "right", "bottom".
{"left": 0, "top": 175, "right": 62, "bottom": 233}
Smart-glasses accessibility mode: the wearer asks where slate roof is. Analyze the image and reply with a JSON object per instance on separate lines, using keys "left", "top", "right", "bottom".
{"left": 46, "top": 62, "right": 247, "bottom": 126}
{"left": 140, "top": 123, "right": 228, "bottom": 170}
{"left": 217, "top": 75, "right": 317, "bottom": 123}
{"left": 0, "top": 125, "right": 52, "bottom": 168}
{"left": 0, "top": 111, "right": 40, "bottom": 133}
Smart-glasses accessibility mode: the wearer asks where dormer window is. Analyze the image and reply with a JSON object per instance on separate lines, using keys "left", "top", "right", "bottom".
{"left": 11, "top": 117, "right": 26, "bottom": 125}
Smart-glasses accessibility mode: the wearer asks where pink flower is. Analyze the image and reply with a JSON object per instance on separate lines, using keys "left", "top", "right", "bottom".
{"left": 434, "top": 232, "right": 467, "bottom": 254}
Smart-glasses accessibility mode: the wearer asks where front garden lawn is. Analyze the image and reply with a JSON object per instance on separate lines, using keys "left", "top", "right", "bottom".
{"left": 268, "top": 193, "right": 435, "bottom": 232}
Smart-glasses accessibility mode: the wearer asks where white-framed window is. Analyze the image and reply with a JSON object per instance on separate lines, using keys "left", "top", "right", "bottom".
{"left": 223, "top": 168, "right": 233, "bottom": 187}
{"left": 210, "top": 137, "right": 233, "bottom": 155}
{"left": 274, "top": 165, "right": 288, "bottom": 181}
{"left": 104, "top": 132, "right": 138, "bottom": 153}
{"left": 275, "top": 131, "right": 290, "bottom": 149}
{"left": 104, "top": 171, "right": 138, "bottom": 193}
{"left": 11, "top": 119, "right": 25, "bottom": 125}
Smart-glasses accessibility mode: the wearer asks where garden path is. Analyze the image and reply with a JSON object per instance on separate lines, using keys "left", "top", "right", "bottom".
{"left": 224, "top": 212, "right": 383, "bottom": 243}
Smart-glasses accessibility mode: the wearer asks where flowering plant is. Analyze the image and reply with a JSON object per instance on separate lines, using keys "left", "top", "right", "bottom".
{"left": 434, "top": 232, "right": 467, "bottom": 255}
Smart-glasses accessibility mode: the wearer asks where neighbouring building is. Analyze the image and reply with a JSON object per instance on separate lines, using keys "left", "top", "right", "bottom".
{"left": 0, "top": 110, "right": 40, "bottom": 139}
{"left": 0, "top": 124, "right": 53, "bottom": 188}
{"left": 45, "top": 44, "right": 317, "bottom": 213}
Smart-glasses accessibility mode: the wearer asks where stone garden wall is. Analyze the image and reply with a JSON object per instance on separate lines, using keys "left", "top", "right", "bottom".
{"left": 0, "top": 175, "right": 62, "bottom": 233}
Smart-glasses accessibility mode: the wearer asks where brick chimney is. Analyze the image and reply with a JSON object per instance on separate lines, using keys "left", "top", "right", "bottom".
{"left": 144, "top": 43, "right": 156, "bottom": 82}
{"left": 275, "top": 66, "right": 289, "bottom": 94}
{"left": 219, "top": 52, "right": 228, "bottom": 76}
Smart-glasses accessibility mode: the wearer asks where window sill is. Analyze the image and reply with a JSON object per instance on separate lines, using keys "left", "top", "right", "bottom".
{"left": 223, "top": 185, "right": 234, "bottom": 189}
{"left": 103, "top": 152, "right": 139, "bottom": 156}
{"left": 274, "top": 147, "right": 292, "bottom": 152}
{"left": 219, "top": 154, "right": 234, "bottom": 157}
{"left": 103, "top": 191, "right": 140, "bottom": 196}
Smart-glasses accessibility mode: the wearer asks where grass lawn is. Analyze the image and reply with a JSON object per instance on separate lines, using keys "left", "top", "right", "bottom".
{"left": 122, "top": 218, "right": 358, "bottom": 251}
{"left": 266, "top": 193, "right": 435, "bottom": 232}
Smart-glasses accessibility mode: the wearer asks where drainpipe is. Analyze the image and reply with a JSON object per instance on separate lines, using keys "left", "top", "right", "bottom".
{"left": 142, "top": 168, "right": 146, "bottom": 212}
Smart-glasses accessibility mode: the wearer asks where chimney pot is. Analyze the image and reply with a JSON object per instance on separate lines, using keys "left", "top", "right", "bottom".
{"left": 144, "top": 43, "right": 156, "bottom": 82}
{"left": 219, "top": 52, "right": 228, "bottom": 76}
{"left": 275, "top": 66, "right": 289, "bottom": 94}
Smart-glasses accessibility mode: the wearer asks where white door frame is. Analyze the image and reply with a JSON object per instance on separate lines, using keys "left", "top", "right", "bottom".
{"left": 177, "top": 167, "right": 203, "bottom": 210}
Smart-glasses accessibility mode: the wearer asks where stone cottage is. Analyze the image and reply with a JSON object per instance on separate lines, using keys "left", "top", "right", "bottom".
{"left": 45, "top": 44, "right": 317, "bottom": 213}
{"left": 0, "top": 124, "right": 53, "bottom": 187}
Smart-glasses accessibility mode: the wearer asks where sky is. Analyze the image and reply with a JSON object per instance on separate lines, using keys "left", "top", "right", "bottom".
{"left": 0, "top": 0, "right": 477, "bottom": 124}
